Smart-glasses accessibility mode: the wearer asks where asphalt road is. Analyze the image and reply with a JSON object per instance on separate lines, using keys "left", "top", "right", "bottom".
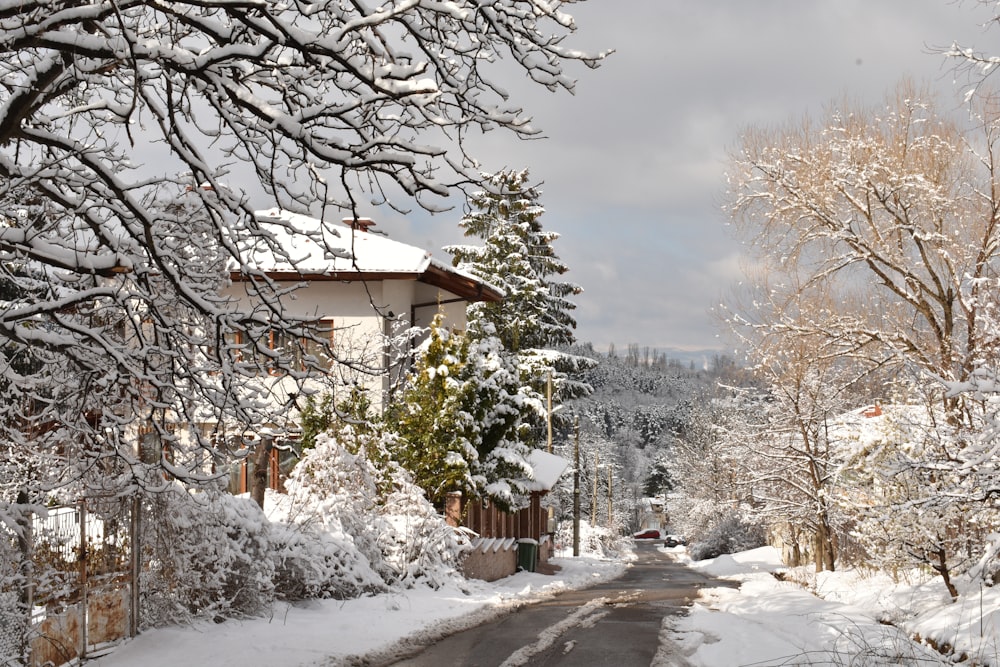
{"left": 381, "top": 542, "right": 736, "bottom": 667}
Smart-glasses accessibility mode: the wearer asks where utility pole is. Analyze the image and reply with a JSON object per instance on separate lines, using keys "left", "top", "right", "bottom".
{"left": 607, "top": 465, "right": 613, "bottom": 530}
{"left": 546, "top": 372, "right": 553, "bottom": 454}
{"left": 591, "top": 451, "right": 599, "bottom": 525}
{"left": 573, "top": 416, "right": 580, "bottom": 557}
{"left": 546, "top": 372, "right": 555, "bottom": 533}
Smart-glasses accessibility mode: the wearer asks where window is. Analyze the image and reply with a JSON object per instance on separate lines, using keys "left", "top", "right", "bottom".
{"left": 300, "top": 321, "right": 334, "bottom": 370}
{"left": 229, "top": 320, "right": 334, "bottom": 374}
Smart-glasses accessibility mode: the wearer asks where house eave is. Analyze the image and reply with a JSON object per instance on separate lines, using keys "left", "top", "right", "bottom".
{"left": 229, "top": 266, "right": 504, "bottom": 304}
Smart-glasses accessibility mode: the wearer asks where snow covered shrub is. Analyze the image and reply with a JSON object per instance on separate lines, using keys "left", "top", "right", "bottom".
{"left": 282, "top": 427, "right": 465, "bottom": 593}
{"left": 282, "top": 428, "right": 393, "bottom": 587}
{"left": 267, "top": 517, "right": 384, "bottom": 601}
{"left": 140, "top": 485, "right": 274, "bottom": 625}
{"left": 687, "top": 510, "right": 766, "bottom": 561}
{"left": 0, "top": 509, "right": 27, "bottom": 665}
{"left": 835, "top": 404, "right": 999, "bottom": 596}
{"left": 970, "top": 534, "right": 1000, "bottom": 586}
{"left": 665, "top": 495, "right": 731, "bottom": 545}
{"left": 375, "top": 464, "right": 468, "bottom": 589}
{"left": 555, "top": 519, "right": 630, "bottom": 559}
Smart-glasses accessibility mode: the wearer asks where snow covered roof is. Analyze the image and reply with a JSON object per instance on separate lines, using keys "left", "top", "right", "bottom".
{"left": 233, "top": 209, "right": 503, "bottom": 302}
{"left": 827, "top": 403, "right": 936, "bottom": 461}
{"left": 522, "top": 449, "right": 570, "bottom": 493}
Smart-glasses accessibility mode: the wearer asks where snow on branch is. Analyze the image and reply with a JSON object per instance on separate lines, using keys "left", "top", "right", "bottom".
{"left": 0, "top": 1, "right": 606, "bottom": 495}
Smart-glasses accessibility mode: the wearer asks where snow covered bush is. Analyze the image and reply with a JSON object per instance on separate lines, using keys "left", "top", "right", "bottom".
{"left": 281, "top": 426, "right": 467, "bottom": 592}
{"left": 140, "top": 486, "right": 275, "bottom": 626}
{"left": 137, "top": 425, "right": 469, "bottom": 626}
{"left": 138, "top": 423, "right": 469, "bottom": 627}
{"left": 267, "top": 517, "right": 384, "bottom": 602}
{"left": 666, "top": 495, "right": 735, "bottom": 546}
{"left": 276, "top": 429, "right": 394, "bottom": 596}
{"left": 833, "top": 402, "right": 1000, "bottom": 597}
{"left": 0, "top": 509, "right": 27, "bottom": 665}
{"left": 555, "top": 520, "right": 630, "bottom": 560}
{"left": 375, "top": 464, "right": 470, "bottom": 590}
{"left": 687, "top": 510, "right": 766, "bottom": 562}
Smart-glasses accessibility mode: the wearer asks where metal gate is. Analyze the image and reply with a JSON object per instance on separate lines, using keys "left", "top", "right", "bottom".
{"left": 21, "top": 496, "right": 138, "bottom": 667}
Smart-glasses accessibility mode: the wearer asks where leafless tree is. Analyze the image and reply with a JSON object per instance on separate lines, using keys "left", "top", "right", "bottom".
{"left": 726, "top": 81, "right": 1000, "bottom": 419}
{"left": 722, "top": 80, "right": 1000, "bottom": 570}
{"left": 0, "top": 1, "right": 606, "bottom": 497}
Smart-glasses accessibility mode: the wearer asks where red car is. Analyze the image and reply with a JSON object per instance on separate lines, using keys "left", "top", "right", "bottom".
{"left": 632, "top": 529, "right": 661, "bottom": 540}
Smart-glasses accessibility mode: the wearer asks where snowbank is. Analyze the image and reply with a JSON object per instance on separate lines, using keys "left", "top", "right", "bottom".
{"left": 90, "top": 555, "right": 626, "bottom": 667}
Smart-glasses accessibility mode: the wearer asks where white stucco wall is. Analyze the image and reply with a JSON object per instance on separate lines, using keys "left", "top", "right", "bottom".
{"left": 221, "top": 277, "right": 470, "bottom": 412}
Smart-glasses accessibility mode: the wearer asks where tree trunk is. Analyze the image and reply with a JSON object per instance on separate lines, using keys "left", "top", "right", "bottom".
{"left": 15, "top": 490, "right": 32, "bottom": 627}
{"left": 814, "top": 516, "right": 836, "bottom": 573}
{"left": 250, "top": 436, "right": 271, "bottom": 510}
{"left": 932, "top": 546, "right": 960, "bottom": 600}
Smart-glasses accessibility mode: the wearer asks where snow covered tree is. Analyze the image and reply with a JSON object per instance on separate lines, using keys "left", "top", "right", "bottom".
{"left": 386, "top": 314, "right": 533, "bottom": 511}
{"left": 726, "top": 82, "right": 1000, "bottom": 421}
{"left": 447, "top": 169, "right": 580, "bottom": 352}
{"left": 385, "top": 319, "right": 471, "bottom": 507}
{"left": 0, "top": 2, "right": 606, "bottom": 494}
{"left": 641, "top": 453, "right": 674, "bottom": 497}
{"left": 724, "top": 81, "right": 1000, "bottom": 571}
{"left": 664, "top": 385, "right": 766, "bottom": 552}
{"left": 445, "top": 169, "right": 594, "bottom": 447}
{"left": 832, "top": 403, "right": 998, "bottom": 598}
{"left": 747, "top": 334, "right": 861, "bottom": 571}
{"left": 943, "top": 3, "right": 1000, "bottom": 96}
{"left": 546, "top": 408, "right": 635, "bottom": 533}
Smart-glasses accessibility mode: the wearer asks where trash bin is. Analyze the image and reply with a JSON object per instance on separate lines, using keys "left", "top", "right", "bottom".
{"left": 517, "top": 538, "right": 538, "bottom": 572}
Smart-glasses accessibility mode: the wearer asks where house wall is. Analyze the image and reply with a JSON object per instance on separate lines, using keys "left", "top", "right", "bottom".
{"left": 263, "top": 280, "right": 383, "bottom": 320}
{"left": 225, "top": 277, "right": 468, "bottom": 328}
{"left": 410, "top": 282, "right": 468, "bottom": 331}
{"left": 220, "top": 278, "right": 470, "bottom": 414}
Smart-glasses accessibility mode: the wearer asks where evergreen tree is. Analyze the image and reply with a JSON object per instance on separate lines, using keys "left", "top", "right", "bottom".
{"left": 385, "top": 318, "right": 471, "bottom": 508}
{"left": 459, "top": 317, "right": 537, "bottom": 508}
{"left": 386, "top": 315, "right": 532, "bottom": 511}
{"left": 445, "top": 169, "right": 594, "bottom": 439}
{"left": 642, "top": 454, "right": 674, "bottom": 497}
{"left": 446, "top": 169, "right": 580, "bottom": 352}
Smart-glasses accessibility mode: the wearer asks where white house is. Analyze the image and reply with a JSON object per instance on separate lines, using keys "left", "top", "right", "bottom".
{"left": 219, "top": 209, "right": 503, "bottom": 491}
{"left": 225, "top": 209, "right": 503, "bottom": 398}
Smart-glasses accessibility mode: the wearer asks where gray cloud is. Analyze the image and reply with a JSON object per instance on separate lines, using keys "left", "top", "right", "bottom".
{"left": 391, "top": 1, "right": 999, "bottom": 353}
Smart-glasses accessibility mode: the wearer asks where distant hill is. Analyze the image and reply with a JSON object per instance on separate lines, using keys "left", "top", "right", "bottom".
{"left": 597, "top": 343, "right": 738, "bottom": 373}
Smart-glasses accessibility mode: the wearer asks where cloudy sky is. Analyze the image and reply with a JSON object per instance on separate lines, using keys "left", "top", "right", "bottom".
{"left": 389, "top": 1, "right": 1000, "bottom": 356}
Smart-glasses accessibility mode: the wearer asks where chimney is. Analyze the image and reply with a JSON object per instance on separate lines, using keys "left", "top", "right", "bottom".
{"left": 343, "top": 217, "right": 376, "bottom": 233}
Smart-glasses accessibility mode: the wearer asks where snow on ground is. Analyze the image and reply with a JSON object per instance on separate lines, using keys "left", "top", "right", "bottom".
{"left": 92, "top": 542, "right": 1000, "bottom": 667}
{"left": 89, "top": 552, "right": 629, "bottom": 667}
{"left": 663, "top": 545, "right": 997, "bottom": 666}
